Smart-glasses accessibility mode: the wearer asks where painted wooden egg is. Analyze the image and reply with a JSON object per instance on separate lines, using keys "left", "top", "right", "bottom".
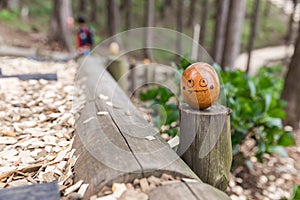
{"left": 181, "top": 62, "right": 220, "bottom": 110}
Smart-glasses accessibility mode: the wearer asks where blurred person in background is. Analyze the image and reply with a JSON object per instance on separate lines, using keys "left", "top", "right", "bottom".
{"left": 76, "top": 16, "right": 93, "bottom": 55}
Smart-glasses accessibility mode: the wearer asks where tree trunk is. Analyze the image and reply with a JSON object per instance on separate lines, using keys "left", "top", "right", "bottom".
{"left": 285, "top": 0, "right": 298, "bottom": 46}
{"left": 187, "top": 0, "right": 196, "bottom": 27}
{"left": 78, "top": 0, "right": 87, "bottom": 13}
{"left": 0, "top": 0, "right": 6, "bottom": 8}
{"left": 159, "top": 0, "right": 165, "bottom": 19}
{"left": 48, "top": 0, "right": 73, "bottom": 52}
{"left": 199, "top": 0, "right": 209, "bottom": 47}
{"left": 120, "top": 0, "right": 125, "bottom": 10}
{"left": 246, "top": 0, "right": 261, "bottom": 73}
{"left": 221, "top": 0, "right": 246, "bottom": 69}
{"left": 89, "top": 0, "right": 98, "bottom": 24}
{"left": 0, "top": 0, "right": 19, "bottom": 10}
{"left": 264, "top": 0, "right": 271, "bottom": 18}
{"left": 125, "top": 0, "right": 132, "bottom": 30}
{"left": 6, "top": 0, "right": 19, "bottom": 10}
{"left": 176, "top": 0, "right": 183, "bottom": 58}
{"left": 165, "top": 0, "right": 173, "bottom": 7}
{"left": 144, "top": 0, "right": 155, "bottom": 60}
{"left": 212, "top": 0, "right": 230, "bottom": 65}
{"left": 281, "top": 19, "right": 300, "bottom": 129}
{"left": 107, "top": 0, "right": 121, "bottom": 37}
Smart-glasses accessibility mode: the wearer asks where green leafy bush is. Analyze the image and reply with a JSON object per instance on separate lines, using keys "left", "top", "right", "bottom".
{"left": 139, "top": 86, "right": 179, "bottom": 137}
{"left": 221, "top": 66, "right": 294, "bottom": 162}
{"left": 138, "top": 57, "right": 295, "bottom": 166}
{"left": 0, "top": 10, "right": 18, "bottom": 21}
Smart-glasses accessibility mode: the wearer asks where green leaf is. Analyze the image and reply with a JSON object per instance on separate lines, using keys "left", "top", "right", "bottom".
{"left": 258, "top": 75, "right": 272, "bottom": 88}
{"left": 165, "top": 129, "right": 178, "bottom": 137}
{"left": 139, "top": 88, "right": 158, "bottom": 101}
{"left": 264, "top": 93, "right": 272, "bottom": 112}
{"left": 267, "top": 108, "right": 286, "bottom": 119}
{"left": 278, "top": 131, "right": 295, "bottom": 146}
{"left": 151, "top": 104, "right": 167, "bottom": 128}
{"left": 292, "top": 183, "right": 300, "bottom": 200}
{"left": 165, "top": 104, "right": 179, "bottom": 124}
{"left": 261, "top": 117, "right": 282, "bottom": 128}
{"left": 157, "top": 87, "right": 173, "bottom": 103}
{"left": 257, "top": 140, "right": 266, "bottom": 153}
{"left": 179, "top": 57, "right": 192, "bottom": 70}
{"left": 248, "top": 79, "right": 256, "bottom": 98}
{"left": 268, "top": 146, "right": 288, "bottom": 157}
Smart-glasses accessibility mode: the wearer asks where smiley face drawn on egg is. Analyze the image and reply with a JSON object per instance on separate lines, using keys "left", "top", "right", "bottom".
{"left": 181, "top": 62, "right": 220, "bottom": 110}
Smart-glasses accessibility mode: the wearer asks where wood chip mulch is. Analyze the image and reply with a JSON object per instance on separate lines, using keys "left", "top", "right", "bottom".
{"left": 0, "top": 57, "right": 88, "bottom": 198}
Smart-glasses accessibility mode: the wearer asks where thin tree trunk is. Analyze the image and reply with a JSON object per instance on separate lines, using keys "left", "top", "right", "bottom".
{"left": 6, "top": 0, "right": 19, "bottom": 10}
{"left": 165, "top": 0, "right": 173, "bottom": 7}
{"left": 281, "top": 19, "right": 300, "bottom": 129}
{"left": 78, "top": 0, "right": 86, "bottom": 12}
{"left": 0, "top": 0, "right": 18, "bottom": 10}
{"left": 159, "top": 0, "right": 166, "bottom": 19}
{"left": 144, "top": 0, "right": 155, "bottom": 60}
{"left": 264, "top": 0, "right": 271, "bottom": 17}
{"left": 221, "top": 0, "right": 246, "bottom": 69}
{"left": 89, "top": 0, "right": 98, "bottom": 24}
{"left": 0, "top": 0, "right": 6, "bottom": 8}
{"left": 120, "top": 0, "right": 126, "bottom": 10}
{"left": 246, "top": 0, "right": 261, "bottom": 74}
{"left": 199, "top": 0, "right": 209, "bottom": 47}
{"left": 48, "top": 0, "right": 73, "bottom": 52}
{"left": 285, "top": 0, "right": 298, "bottom": 46}
{"left": 187, "top": 0, "right": 196, "bottom": 27}
{"left": 212, "top": 0, "right": 230, "bottom": 65}
{"left": 125, "top": 0, "right": 132, "bottom": 30}
{"left": 176, "top": 0, "right": 183, "bottom": 59}
{"left": 49, "top": 3, "right": 58, "bottom": 39}
{"left": 107, "top": 0, "right": 121, "bottom": 37}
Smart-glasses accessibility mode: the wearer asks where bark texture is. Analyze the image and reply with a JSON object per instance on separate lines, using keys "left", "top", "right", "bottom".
{"left": 144, "top": 0, "right": 155, "bottom": 60}
{"left": 246, "top": 0, "right": 261, "bottom": 73}
{"left": 212, "top": 0, "right": 229, "bottom": 65}
{"left": 221, "top": 0, "right": 246, "bottom": 68}
{"left": 107, "top": 0, "right": 121, "bottom": 37}
{"left": 48, "top": 0, "right": 73, "bottom": 52}
{"left": 281, "top": 19, "right": 300, "bottom": 129}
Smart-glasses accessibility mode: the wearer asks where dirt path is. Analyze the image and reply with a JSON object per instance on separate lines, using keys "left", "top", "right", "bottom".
{"left": 234, "top": 45, "right": 294, "bottom": 74}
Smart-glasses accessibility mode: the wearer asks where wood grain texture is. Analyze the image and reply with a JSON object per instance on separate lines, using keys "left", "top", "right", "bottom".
{"left": 178, "top": 103, "right": 232, "bottom": 191}
{"left": 0, "top": 182, "right": 60, "bottom": 200}
{"left": 149, "top": 182, "right": 231, "bottom": 200}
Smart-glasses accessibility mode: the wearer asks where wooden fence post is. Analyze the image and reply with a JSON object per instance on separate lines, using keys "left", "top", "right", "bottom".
{"left": 177, "top": 103, "right": 232, "bottom": 191}
{"left": 106, "top": 57, "right": 128, "bottom": 92}
{"left": 128, "top": 60, "right": 136, "bottom": 95}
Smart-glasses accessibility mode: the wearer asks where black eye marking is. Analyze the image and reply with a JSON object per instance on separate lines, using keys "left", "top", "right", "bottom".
{"left": 210, "top": 85, "right": 214, "bottom": 90}
{"left": 182, "top": 86, "right": 186, "bottom": 90}
{"left": 187, "top": 80, "right": 194, "bottom": 88}
{"left": 199, "top": 79, "right": 208, "bottom": 87}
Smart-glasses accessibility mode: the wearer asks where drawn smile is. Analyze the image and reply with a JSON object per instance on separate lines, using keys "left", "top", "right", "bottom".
{"left": 188, "top": 89, "right": 208, "bottom": 94}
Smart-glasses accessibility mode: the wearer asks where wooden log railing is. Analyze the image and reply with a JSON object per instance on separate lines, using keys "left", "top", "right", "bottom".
{"left": 73, "top": 56, "right": 230, "bottom": 199}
